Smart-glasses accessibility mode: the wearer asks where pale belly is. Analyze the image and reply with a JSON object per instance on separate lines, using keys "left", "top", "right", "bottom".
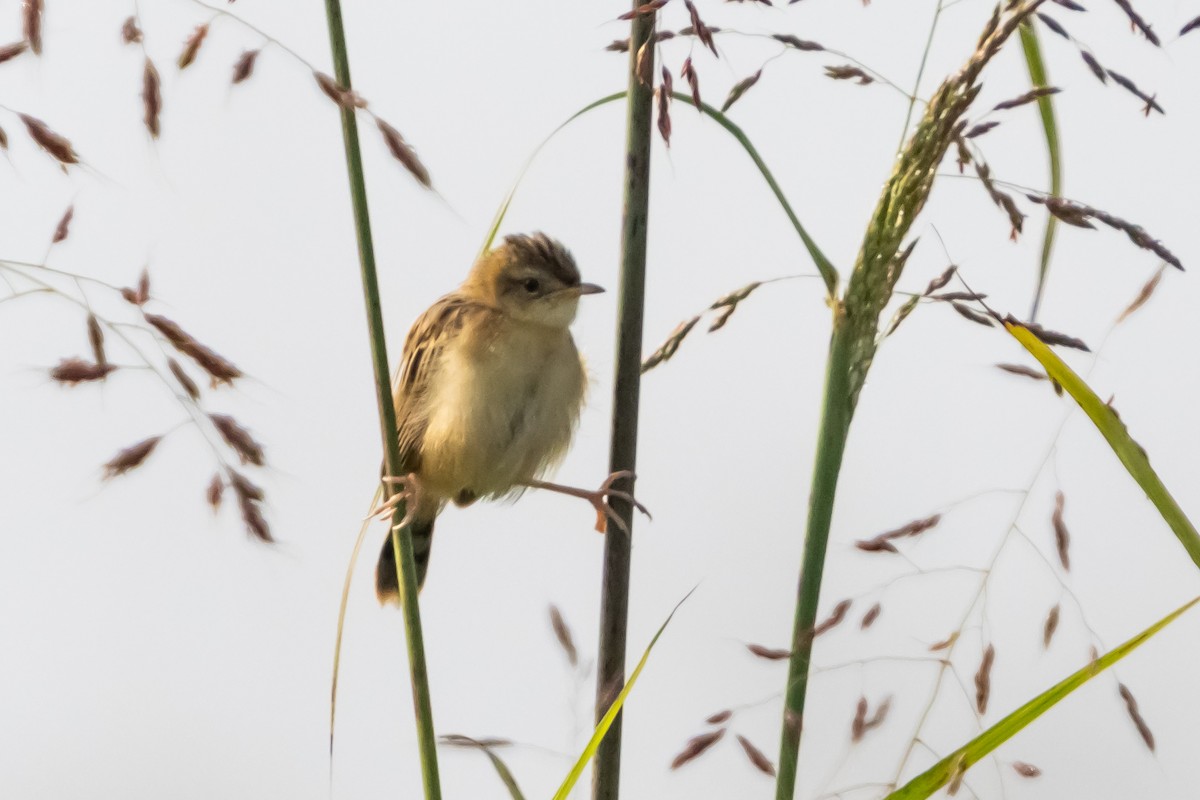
{"left": 418, "top": 328, "right": 585, "bottom": 501}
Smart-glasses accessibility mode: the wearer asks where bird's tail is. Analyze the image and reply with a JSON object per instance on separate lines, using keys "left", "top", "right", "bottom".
{"left": 375, "top": 515, "right": 435, "bottom": 604}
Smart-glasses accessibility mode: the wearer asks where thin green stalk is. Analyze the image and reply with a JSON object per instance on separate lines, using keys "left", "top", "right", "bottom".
{"left": 320, "top": 2, "right": 441, "bottom": 798}
{"left": 592, "top": 8, "right": 656, "bottom": 800}
{"left": 1019, "top": 21, "right": 1062, "bottom": 321}
{"left": 775, "top": 315, "right": 854, "bottom": 800}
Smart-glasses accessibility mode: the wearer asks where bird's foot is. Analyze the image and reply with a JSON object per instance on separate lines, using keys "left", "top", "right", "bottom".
{"left": 369, "top": 472, "right": 425, "bottom": 531}
{"left": 525, "top": 470, "right": 651, "bottom": 534}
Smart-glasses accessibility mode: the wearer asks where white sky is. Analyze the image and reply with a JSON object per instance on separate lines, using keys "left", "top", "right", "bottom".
{"left": 2, "top": 1, "right": 1199, "bottom": 799}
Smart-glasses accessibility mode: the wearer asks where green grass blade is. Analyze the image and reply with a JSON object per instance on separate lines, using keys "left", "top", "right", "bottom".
{"left": 481, "top": 91, "right": 838, "bottom": 297}
{"left": 479, "top": 92, "right": 625, "bottom": 256}
{"left": 886, "top": 595, "right": 1200, "bottom": 799}
{"left": 1019, "top": 21, "right": 1062, "bottom": 321}
{"left": 552, "top": 589, "right": 694, "bottom": 800}
{"left": 1005, "top": 321, "right": 1200, "bottom": 568}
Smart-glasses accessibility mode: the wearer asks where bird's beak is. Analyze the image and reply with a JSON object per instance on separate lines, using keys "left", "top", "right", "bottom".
{"left": 578, "top": 282, "right": 605, "bottom": 296}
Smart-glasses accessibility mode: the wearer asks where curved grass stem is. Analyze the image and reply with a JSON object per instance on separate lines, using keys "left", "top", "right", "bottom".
{"left": 320, "top": 1, "right": 441, "bottom": 797}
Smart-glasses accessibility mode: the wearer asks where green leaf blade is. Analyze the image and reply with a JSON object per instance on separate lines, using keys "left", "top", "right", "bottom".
{"left": 1005, "top": 321, "right": 1200, "bottom": 568}
{"left": 1020, "top": 21, "right": 1063, "bottom": 321}
{"left": 887, "top": 595, "right": 1200, "bottom": 799}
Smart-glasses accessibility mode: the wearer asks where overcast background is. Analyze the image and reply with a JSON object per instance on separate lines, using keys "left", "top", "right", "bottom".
{"left": 2, "top": 1, "right": 1199, "bottom": 798}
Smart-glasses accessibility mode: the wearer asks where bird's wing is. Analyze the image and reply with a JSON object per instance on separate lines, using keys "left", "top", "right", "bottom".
{"left": 392, "top": 292, "right": 486, "bottom": 471}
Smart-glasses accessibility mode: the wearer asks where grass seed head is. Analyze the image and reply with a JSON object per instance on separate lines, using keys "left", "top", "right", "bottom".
{"left": 121, "top": 16, "right": 143, "bottom": 44}
{"left": 178, "top": 24, "right": 209, "bottom": 70}
{"left": 142, "top": 58, "right": 162, "bottom": 138}
{"left": 19, "top": 114, "right": 79, "bottom": 165}
{"left": 670, "top": 729, "right": 724, "bottom": 769}
{"left": 736, "top": 735, "right": 776, "bottom": 776}
{"left": 210, "top": 413, "right": 265, "bottom": 466}
{"left": 548, "top": 605, "right": 578, "bottom": 666}
{"left": 51, "top": 357, "right": 115, "bottom": 384}
{"left": 23, "top": 0, "right": 42, "bottom": 55}
{"left": 0, "top": 41, "right": 28, "bottom": 63}
{"left": 232, "top": 49, "right": 259, "bottom": 84}
{"left": 376, "top": 118, "right": 432, "bottom": 188}
{"left": 103, "top": 436, "right": 162, "bottom": 478}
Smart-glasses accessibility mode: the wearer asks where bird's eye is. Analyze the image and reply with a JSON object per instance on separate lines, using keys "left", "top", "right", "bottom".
{"left": 522, "top": 278, "right": 540, "bottom": 294}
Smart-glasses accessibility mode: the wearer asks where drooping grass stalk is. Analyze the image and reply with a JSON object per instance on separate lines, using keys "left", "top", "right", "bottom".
{"left": 774, "top": 4, "right": 1046, "bottom": 798}
{"left": 592, "top": 7, "right": 657, "bottom": 800}
{"left": 320, "top": 1, "right": 441, "bottom": 797}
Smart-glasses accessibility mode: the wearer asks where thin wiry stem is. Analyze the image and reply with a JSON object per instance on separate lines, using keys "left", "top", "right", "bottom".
{"left": 319, "top": 0, "right": 441, "bottom": 797}
{"left": 592, "top": 6, "right": 657, "bottom": 800}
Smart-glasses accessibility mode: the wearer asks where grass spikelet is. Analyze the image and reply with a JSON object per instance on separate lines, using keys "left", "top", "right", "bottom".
{"left": 121, "top": 17, "right": 143, "bottom": 44}
{"left": 964, "top": 121, "right": 1000, "bottom": 138}
{"left": 142, "top": 58, "right": 162, "bottom": 138}
{"left": 953, "top": 303, "right": 996, "bottom": 327}
{"left": 708, "top": 281, "right": 762, "bottom": 332}
{"left": 86, "top": 314, "right": 105, "bottom": 366}
{"left": 232, "top": 49, "right": 259, "bottom": 84}
{"left": 52, "top": 205, "right": 74, "bottom": 243}
{"left": 1116, "top": 265, "right": 1165, "bottom": 322}
{"left": 721, "top": 69, "right": 762, "bottom": 112}
{"left": 1053, "top": 0, "right": 1085, "bottom": 9}
{"left": 747, "top": 643, "right": 791, "bottom": 660}
{"left": 930, "top": 632, "right": 958, "bottom": 651}
{"left": 974, "top": 643, "right": 996, "bottom": 714}
{"left": 736, "top": 735, "right": 775, "bottom": 776}
{"left": 856, "top": 536, "right": 899, "bottom": 553}
{"left": 0, "top": 125, "right": 7, "bottom": 150}
{"left": 1117, "top": 683, "right": 1155, "bottom": 750}
{"left": 924, "top": 265, "right": 957, "bottom": 294}
{"left": 229, "top": 470, "right": 263, "bottom": 501}
{"left": 102, "top": 436, "right": 161, "bottom": 478}
{"left": 993, "top": 86, "right": 1061, "bottom": 111}
{"left": 968, "top": 158, "right": 1025, "bottom": 237}
{"left": 1008, "top": 316, "right": 1089, "bottom": 351}
{"left": 997, "top": 362, "right": 1047, "bottom": 381}
{"left": 705, "top": 709, "right": 732, "bottom": 725}
{"left": 618, "top": 0, "right": 669, "bottom": 20}
{"left": 642, "top": 314, "right": 700, "bottom": 373}
{"left": 670, "top": 729, "right": 724, "bottom": 769}
{"left": 548, "top": 605, "right": 578, "bottom": 667}
{"left": 0, "top": 41, "right": 28, "bottom": 63}
{"left": 1012, "top": 761, "right": 1042, "bottom": 777}
{"left": 824, "top": 65, "right": 874, "bottom": 84}
{"left": 210, "top": 413, "right": 265, "bottom": 466}
{"left": 813, "top": 598, "right": 851, "bottom": 637}
{"left": 206, "top": 473, "right": 224, "bottom": 511}
{"left": 1080, "top": 50, "right": 1107, "bottom": 83}
{"left": 772, "top": 34, "right": 823, "bottom": 51}
{"left": 230, "top": 470, "right": 270, "bottom": 542}
{"left": 51, "top": 358, "right": 116, "bottom": 384}
{"left": 860, "top": 602, "right": 882, "bottom": 629}
{"left": 144, "top": 313, "right": 242, "bottom": 383}
{"left": 178, "top": 24, "right": 209, "bottom": 70}
{"left": 1035, "top": 13, "right": 1070, "bottom": 39}
{"left": 22, "top": 0, "right": 42, "bottom": 55}
{"left": 683, "top": 1, "right": 717, "bottom": 55}
{"left": 314, "top": 72, "right": 365, "bottom": 109}
{"left": 680, "top": 57, "right": 701, "bottom": 110}
{"left": 168, "top": 358, "right": 200, "bottom": 400}
{"left": 19, "top": 114, "right": 79, "bottom": 165}
{"left": 376, "top": 118, "right": 432, "bottom": 188}
{"left": 656, "top": 68, "right": 673, "bottom": 145}
{"left": 1105, "top": 69, "right": 1164, "bottom": 114}
{"left": 1182, "top": 15, "right": 1200, "bottom": 36}
{"left": 1043, "top": 603, "right": 1060, "bottom": 648}
{"left": 1052, "top": 490, "right": 1071, "bottom": 570}
{"left": 1112, "top": 0, "right": 1159, "bottom": 46}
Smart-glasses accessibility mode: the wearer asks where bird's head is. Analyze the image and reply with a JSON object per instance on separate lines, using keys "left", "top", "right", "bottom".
{"left": 467, "top": 233, "right": 603, "bottom": 328}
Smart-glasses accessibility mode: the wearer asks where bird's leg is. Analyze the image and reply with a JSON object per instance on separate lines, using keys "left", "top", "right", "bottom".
{"left": 523, "top": 470, "right": 650, "bottom": 534}
{"left": 369, "top": 472, "right": 425, "bottom": 531}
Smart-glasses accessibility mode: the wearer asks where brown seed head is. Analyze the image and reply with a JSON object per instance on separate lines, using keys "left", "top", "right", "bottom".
{"left": 209, "top": 413, "right": 265, "bottom": 466}
{"left": 19, "top": 114, "right": 79, "bottom": 165}
{"left": 735, "top": 735, "right": 775, "bottom": 776}
{"left": 142, "top": 58, "right": 162, "bottom": 138}
{"left": 232, "top": 49, "right": 259, "bottom": 84}
{"left": 0, "top": 41, "right": 29, "bottom": 63}
{"left": 121, "top": 16, "right": 143, "bottom": 44}
{"left": 376, "top": 117, "right": 432, "bottom": 188}
{"left": 51, "top": 357, "right": 116, "bottom": 384}
{"left": 670, "top": 728, "right": 724, "bottom": 769}
{"left": 103, "top": 436, "right": 162, "bottom": 478}
{"left": 548, "top": 605, "right": 578, "bottom": 667}
{"left": 178, "top": 24, "right": 209, "bottom": 70}
{"left": 23, "top": 0, "right": 42, "bottom": 55}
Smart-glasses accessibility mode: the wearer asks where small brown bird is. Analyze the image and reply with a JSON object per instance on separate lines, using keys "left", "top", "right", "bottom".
{"left": 375, "top": 233, "right": 646, "bottom": 603}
